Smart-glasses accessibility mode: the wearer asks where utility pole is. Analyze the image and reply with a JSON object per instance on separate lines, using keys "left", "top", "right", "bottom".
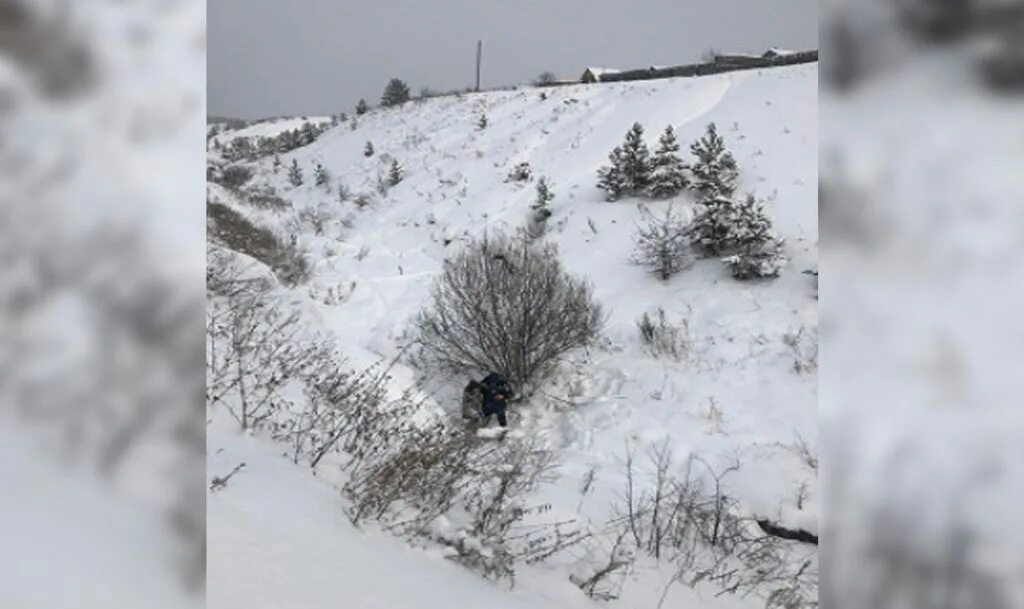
{"left": 475, "top": 39, "right": 482, "bottom": 92}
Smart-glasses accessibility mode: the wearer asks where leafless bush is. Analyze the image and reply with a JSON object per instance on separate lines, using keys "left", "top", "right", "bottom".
{"left": 782, "top": 326, "right": 818, "bottom": 374}
{"left": 206, "top": 275, "right": 322, "bottom": 430}
{"left": 637, "top": 307, "right": 691, "bottom": 360}
{"left": 633, "top": 204, "right": 693, "bottom": 280}
{"left": 337, "top": 180, "right": 352, "bottom": 203}
{"left": 535, "top": 71, "right": 558, "bottom": 85}
{"left": 207, "top": 201, "right": 311, "bottom": 286}
{"left": 505, "top": 161, "right": 533, "bottom": 183}
{"left": 354, "top": 192, "right": 375, "bottom": 209}
{"left": 791, "top": 432, "right": 818, "bottom": 472}
{"left": 412, "top": 232, "right": 604, "bottom": 392}
{"left": 345, "top": 422, "right": 580, "bottom": 581}
{"left": 609, "top": 444, "right": 818, "bottom": 608}
{"left": 572, "top": 527, "right": 636, "bottom": 600}
{"left": 219, "top": 164, "right": 254, "bottom": 190}
{"left": 296, "top": 204, "right": 334, "bottom": 236}
{"left": 243, "top": 183, "right": 291, "bottom": 211}
{"left": 270, "top": 359, "right": 393, "bottom": 466}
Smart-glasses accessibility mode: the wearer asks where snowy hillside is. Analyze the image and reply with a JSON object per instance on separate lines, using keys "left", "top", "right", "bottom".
{"left": 207, "top": 63, "right": 817, "bottom": 609}
{"left": 211, "top": 115, "right": 333, "bottom": 142}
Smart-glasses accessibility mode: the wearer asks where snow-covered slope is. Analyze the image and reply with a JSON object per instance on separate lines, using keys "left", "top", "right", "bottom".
{"left": 208, "top": 63, "right": 817, "bottom": 608}
{"left": 212, "top": 115, "right": 332, "bottom": 142}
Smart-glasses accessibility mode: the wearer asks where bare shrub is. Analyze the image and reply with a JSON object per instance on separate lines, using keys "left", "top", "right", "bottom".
{"left": 535, "top": 71, "right": 558, "bottom": 85}
{"left": 207, "top": 201, "right": 311, "bottom": 285}
{"left": 633, "top": 204, "right": 693, "bottom": 280}
{"left": 790, "top": 432, "right": 818, "bottom": 472}
{"left": 505, "top": 162, "right": 533, "bottom": 183}
{"left": 296, "top": 204, "right": 334, "bottom": 236}
{"left": 572, "top": 527, "right": 635, "bottom": 600}
{"left": 412, "top": 232, "right": 604, "bottom": 391}
{"left": 206, "top": 274, "right": 321, "bottom": 430}
{"left": 345, "top": 422, "right": 581, "bottom": 581}
{"left": 782, "top": 326, "right": 818, "bottom": 374}
{"left": 219, "top": 164, "right": 254, "bottom": 190}
{"left": 608, "top": 444, "right": 818, "bottom": 608}
{"left": 242, "top": 184, "right": 291, "bottom": 211}
{"left": 337, "top": 180, "right": 352, "bottom": 203}
{"left": 637, "top": 307, "right": 690, "bottom": 360}
{"left": 352, "top": 193, "right": 375, "bottom": 209}
{"left": 271, "top": 359, "right": 393, "bottom": 466}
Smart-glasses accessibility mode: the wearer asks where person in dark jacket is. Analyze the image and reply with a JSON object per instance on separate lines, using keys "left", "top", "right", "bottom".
{"left": 479, "top": 372, "right": 512, "bottom": 427}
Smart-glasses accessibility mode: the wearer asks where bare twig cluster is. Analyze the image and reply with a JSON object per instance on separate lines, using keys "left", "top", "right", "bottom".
{"left": 637, "top": 307, "right": 692, "bottom": 360}
{"left": 608, "top": 442, "right": 818, "bottom": 608}
{"left": 413, "top": 232, "right": 605, "bottom": 393}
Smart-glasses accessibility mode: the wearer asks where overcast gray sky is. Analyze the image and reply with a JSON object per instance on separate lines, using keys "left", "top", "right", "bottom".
{"left": 209, "top": 0, "right": 817, "bottom": 120}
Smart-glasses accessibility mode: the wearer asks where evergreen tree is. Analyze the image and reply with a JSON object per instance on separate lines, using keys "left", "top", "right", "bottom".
{"left": 388, "top": 159, "right": 403, "bottom": 186}
{"left": 533, "top": 176, "right": 554, "bottom": 210}
{"left": 688, "top": 195, "right": 737, "bottom": 256}
{"left": 355, "top": 98, "right": 369, "bottom": 115}
{"left": 620, "top": 122, "right": 652, "bottom": 193}
{"left": 288, "top": 159, "right": 303, "bottom": 187}
{"left": 528, "top": 177, "right": 554, "bottom": 238}
{"left": 689, "top": 192, "right": 781, "bottom": 271}
{"left": 381, "top": 78, "right": 411, "bottom": 107}
{"left": 314, "top": 163, "right": 329, "bottom": 187}
{"left": 300, "top": 121, "right": 316, "bottom": 145}
{"left": 730, "top": 193, "right": 774, "bottom": 252}
{"left": 363, "top": 141, "right": 375, "bottom": 157}
{"left": 723, "top": 238, "right": 786, "bottom": 280}
{"left": 647, "top": 125, "right": 688, "bottom": 198}
{"left": 477, "top": 114, "right": 488, "bottom": 130}
{"left": 596, "top": 146, "right": 628, "bottom": 201}
{"left": 689, "top": 122, "right": 738, "bottom": 200}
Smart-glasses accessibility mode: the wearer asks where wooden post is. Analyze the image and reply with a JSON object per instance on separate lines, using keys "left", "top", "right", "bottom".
{"left": 475, "top": 40, "right": 482, "bottom": 92}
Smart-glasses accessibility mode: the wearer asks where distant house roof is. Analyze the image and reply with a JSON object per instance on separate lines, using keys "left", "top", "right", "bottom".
{"left": 715, "top": 52, "right": 761, "bottom": 60}
{"left": 763, "top": 48, "right": 798, "bottom": 58}
{"left": 580, "top": 67, "right": 622, "bottom": 82}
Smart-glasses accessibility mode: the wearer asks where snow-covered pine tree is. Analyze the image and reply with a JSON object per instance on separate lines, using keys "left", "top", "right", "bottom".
{"left": 720, "top": 194, "right": 786, "bottom": 279}
{"left": 300, "top": 121, "right": 316, "bottom": 145}
{"left": 633, "top": 204, "right": 692, "bottom": 280}
{"left": 288, "top": 159, "right": 303, "bottom": 187}
{"left": 596, "top": 146, "right": 628, "bottom": 201}
{"left": 620, "top": 122, "right": 652, "bottom": 193}
{"left": 526, "top": 177, "right": 555, "bottom": 238}
{"left": 388, "top": 159, "right": 403, "bottom": 186}
{"left": 355, "top": 98, "right": 369, "bottom": 115}
{"left": 723, "top": 238, "right": 786, "bottom": 280}
{"left": 314, "top": 163, "right": 329, "bottom": 187}
{"left": 729, "top": 193, "right": 773, "bottom": 252}
{"left": 689, "top": 122, "right": 738, "bottom": 200}
{"left": 533, "top": 176, "right": 554, "bottom": 210}
{"left": 364, "top": 141, "right": 375, "bottom": 157}
{"left": 647, "top": 125, "right": 688, "bottom": 198}
{"left": 687, "top": 195, "right": 737, "bottom": 256}
{"left": 381, "top": 78, "right": 411, "bottom": 107}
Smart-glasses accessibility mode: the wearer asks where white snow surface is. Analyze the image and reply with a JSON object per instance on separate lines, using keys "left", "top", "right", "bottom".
{"left": 215, "top": 115, "right": 332, "bottom": 142}
{"left": 208, "top": 63, "right": 817, "bottom": 608}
